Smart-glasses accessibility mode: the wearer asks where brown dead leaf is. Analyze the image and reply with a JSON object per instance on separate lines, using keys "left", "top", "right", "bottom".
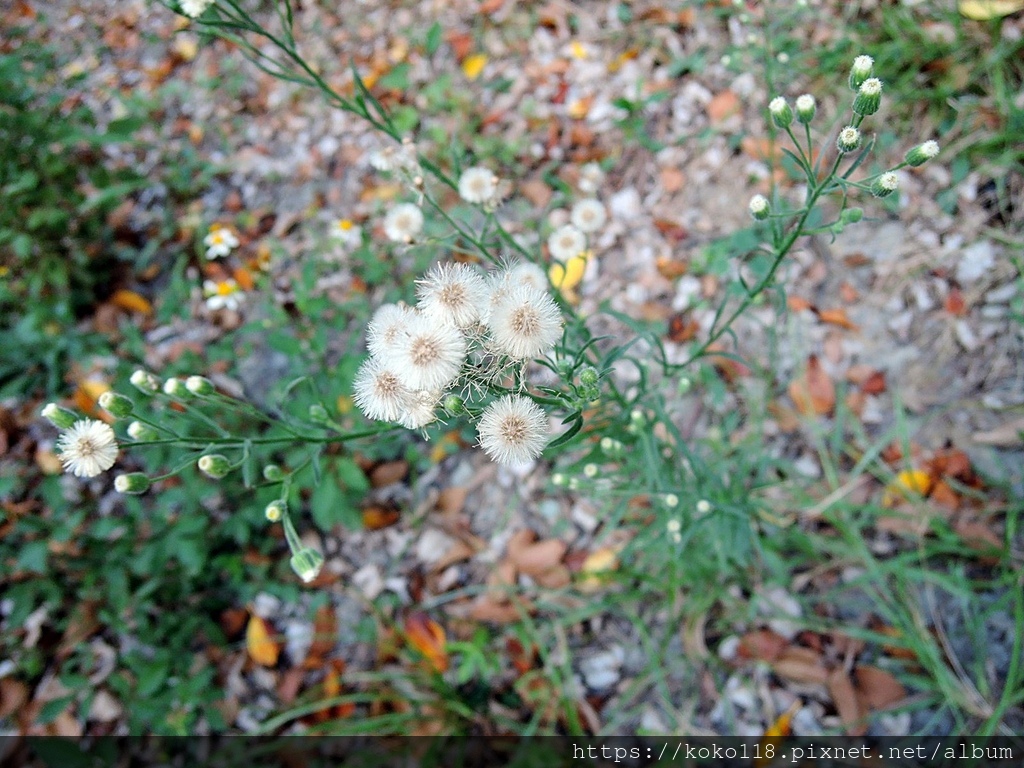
{"left": 277, "top": 667, "right": 304, "bottom": 706}
{"left": 740, "top": 135, "right": 783, "bottom": 163}
{"left": 506, "top": 637, "right": 535, "bottom": 675}
{"left": 534, "top": 565, "right": 572, "bottom": 589}
{"left": 519, "top": 178, "right": 553, "bottom": 208}
{"left": 0, "top": 678, "right": 29, "bottom": 719}
{"left": 707, "top": 90, "right": 741, "bottom": 124}
{"left": 246, "top": 614, "right": 280, "bottom": 667}
{"left": 861, "top": 370, "right": 887, "bottom": 395}
{"left": 772, "top": 646, "right": 829, "bottom": 685}
{"left": 944, "top": 286, "right": 968, "bottom": 316}
{"left": 768, "top": 400, "right": 802, "bottom": 433}
{"left": 436, "top": 486, "right": 468, "bottom": 515}
{"left": 954, "top": 518, "right": 1004, "bottom": 556}
{"left": 854, "top": 665, "right": 906, "bottom": 710}
{"left": 737, "top": 629, "right": 789, "bottom": 663}
{"left": 370, "top": 459, "right": 407, "bottom": 487}
{"left": 655, "top": 256, "right": 688, "bottom": 280}
{"left": 362, "top": 506, "right": 400, "bottom": 530}
{"left": 929, "top": 480, "right": 960, "bottom": 511}
{"left": 434, "top": 538, "right": 475, "bottom": 572}
{"left": 57, "top": 601, "right": 100, "bottom": 660}
{"left": 220, "top": 607, "right": 248, "bottom": 638}
{"left": 660, "top": 167, "right": 686, "bottom": 193}
{"left": 508, "top": 539, "right": 567, "bottom": 577}
{"left": 789, "top": 355, "right": 835, "bottom": 416}
{"left": 405, "top": 612, "right": 449, "bottom": 673}
{"left": 506, "top": 529, "right": 538, "bottom": 560}
{"left": 839, "top": 281, "right": 860, "bottom": 303}
{"left": 828, "top": 668, "right": 867, "bottom": 736}
{"left": 653, "top": 218, "right": 688, "bottom": 243}
{"left": 666, "top": 312, "right": 699, "bottom": 343}
{"left": 818, "top": 307, "right": 859, "bottom": 331}
{"left": 308, "top": 605, "right": 337, "bottom": 661}
{"left": 787, "top": 295, "right": 814, "bottom": 312}
{"left": 845, "top": 390, "right": 866, "bottom": 417}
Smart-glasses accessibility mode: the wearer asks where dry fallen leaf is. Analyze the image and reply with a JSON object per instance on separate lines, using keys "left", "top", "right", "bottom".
{"left": 245, "top": 614, "right": 280, "bottom": 667}
{"left": 828, "top": 668, "right": 867, "bottom": 736}
{"left": 772, "top": 646, "right": 829, "bottom": 685}
{"left": 508, "top": 538, "right": 567, "bottom": 577}
{"left": 737, "top": 629, "right": 789, "bottom": 663}
{"left": 817, "top": 307, "right": 859, "bottom": 331}
{"left": 109, "top": 289, "right": 153, "bottom": 316}
{"left": 789, "top": 355, "right": 836, "bottom": 416}
{"left": 707, "top": 89, "right": 741, "bottom": 124}
{"left": 405, "top": 612, "right": 449, "bottom": 673}
{"left": 853, "top": 665, "right": 906, "bottom": 710}
{"left": 577, "top": 547, "right": 619, "bottom": 592}
{"left": 362, "top": 506, "right": 400, "bottom": 530}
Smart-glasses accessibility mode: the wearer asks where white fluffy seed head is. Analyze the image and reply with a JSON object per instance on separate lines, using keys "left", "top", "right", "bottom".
{"left": 796, "top": 94, "right": 815, "bottom": 112}
{"left": 506, "top": 261, "right": 549, "bottom": 292}
{"left": 570, "top": 199, "right": 607, "bottom": 234}
{"left": 416, "top": 262, "right": 490, "bottom": 329}
{"left": 399, "top": 389, "right": 442, "bottom": 430}
{"left": 547, "top": 224, "right": 587, "bottom": 263}
{"left": 353, "top": 357, "right": 413, "bottom": 423}
{"left": 56, "top": 419, "right": 119, "bottom": 478}
{"left": 366, "top": 303, "right": 416, "bottom": 359}
{"left": 486, "top": 285, "right": 563, "bottom": 360}
{"left": 860, "top": 77, "right": 882, "bottom": 96}
{"left": 383, "top": 203, "right": 424, "bottom": 243}
{"left": 920, "top": 140, "right": 939, "bottom": 158}
{"left": 389, "top": 314, "right": 466, "bottom": 390}
{"left": 458, "top": 166, "right": 499, "bottom": 205}
{"left": 476, "top": 395, "right": 549, "bottom": 465}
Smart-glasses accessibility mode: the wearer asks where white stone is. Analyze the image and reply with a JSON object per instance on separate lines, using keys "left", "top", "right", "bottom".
{"left": 956, "top": 240, "right": 995, "bottom": 283}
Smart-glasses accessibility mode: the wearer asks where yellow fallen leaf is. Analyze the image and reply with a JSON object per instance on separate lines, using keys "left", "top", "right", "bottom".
{"left": 569, "top": 41, "right": 587, "bottom": 59}
{"left": 246, "top": 614, "right": 280, "bottom": 667}
{"left": 109, "top": 290, "right": 153, "bottom": 316}
{"left": 461, "top": 53, "right": 488, "bottom": 80}
{"left": 882, "top": 469, "right": 933, "bottom": 507}
{"left": 958, "top": 0, "right": 1024, "bottom": 19}
{"left": 549, "top": 254, "right": 587, "bottom": 291}
{"left": 172, "top": 35, "right": 198, "bottom": 62}
{"left": 578, "top": 546, "right": 619, "bottom": 593}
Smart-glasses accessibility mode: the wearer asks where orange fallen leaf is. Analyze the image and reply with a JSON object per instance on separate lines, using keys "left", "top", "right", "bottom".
{"left": 944, "top": 286, "right": 968, "bottom": 315}
{"left": 246, "top": 614, "right": 280, "bottom": 667}
{"left": 737, "top": 629, "right": 789, "bottom": 663}
{"left": 882, "top": 469, "right": 933, "bottom": 507}
{"left": 787, "top": 295, "right": 814, "bottom": 312}
{"left": 817, "top": 307, "right": 859, "bottom": 331}
{"left": 763, "top": 700, "right": 800, "bottom": 737}
{"left": 405, "top": 612, "right": 449, "bottom": 673}
{"left": 741, "top": 135, "right": 783, "bottom": 163}
{"left": 772, "top": 646, "right": 829, "bottom": 685}
{"left": 307, "top": 604, "right": 337, "bottom": 662}
{"left": 789, "top": 355, "right": 835, "bottom": 416}
{"left": 232, "top": 267, "right": 255, "bottom": 291}
{"left": 707, "top": 90, "right": 740, "bottom": 125}
{"left": 109, "top": 289, "right": 153, "bottom": 316}
{"left": 508, "top": 538, "right": 567, "bottom": 577}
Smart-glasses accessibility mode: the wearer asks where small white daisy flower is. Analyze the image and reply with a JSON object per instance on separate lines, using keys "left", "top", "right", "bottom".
{"left": 389, "top": 314, "right": 466, "bottom": 390}
{"left": 330, "top": 218, "right": 362, "bottom": 248}
{"left": 547, "top": 224, "right": 587, "bottom": 263}
{"left": 399, "top": 389, "right": 442, "bottom": 430}
{"left": 203, "top": 279, "right": 243, "bottom": 311}
{"left": 458, "top": 166, "right": 500, "bottom": 206}
{"left": 353, "top": 357, "right": 413, "bottom": 423}
{"left": 180, "top": 0, "right": 213, "bottom": 17}
{"left": 570, "top": 199, "right": 607, "bottom": 234}
{"left": 506, "top": 261, "right": 549, "bottom": 292}
{"left": 203, "top": 226, "right": 239, "bottom": 260}
{"left": 383, "top": 203, "right": 424, "bottom": 243}
{"left": 578, "top": 162, "right": 604, "bottom": 195}
{"left": 477, "top": 395, "right": 548, "bottom": 465}
{"left": 366, "top": 303, "right": 416, "bottom": 359}
{"left": 56, "top": 419, "right": 119, "bottom": 478}
{"left": 416, "top": 262, "right": 490, "bottom": 329}
{"left": 487, "top": 285, "right": 563, "bottom": 360}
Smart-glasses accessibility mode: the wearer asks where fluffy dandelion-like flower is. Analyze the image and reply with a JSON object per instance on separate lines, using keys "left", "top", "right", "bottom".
{"left": 853, "top": 77, "right": 882, "bottom": 116}
{"left": 389, "top": 315, "right": 466, "bottom": 390}
{"left": 506, "top": 261, "right": 549, "bottom": 292}
{"left": 180, "top": 0, "right": 213, "bottom": 17}
{"left": 487, "top": 285, "right": 563, "bottom": 360}
{"left": 57, "top": 419, "right": 118, "bottom": 478}
{"left": 477, "top": 395, "right": 548, "bottom": 465}
{"left": 458, "top": 166, "right": 500, "bottom": 205}
{"left": 795, "top": 94, "right": 816, "bottom": 124}
{"left": 203, "top": 279, "right": 243, "bottom": 311}
{"left": 871, "top": 171, "right": 899, "bottom": 198}
{"left": 416, "top": 262, "right": 490, "bottom": 329}
{"left": 570, "top": 199, "right": 607, "bottom": 234}
{"left": 578, "top": 162, "right": 604, "bottom": 195}
{"left": 330, "top": 218, "right": 362, "bottom": 248}
{"left": 383, "top": 203, "right": 424, "bottom": 243}
{"left": 399, "top": 389, "right": 442, "bottom": 430}
{"left": 547, "top": 224, "right": 586, "bottom": 263}
{"left": 353, "top": 357, "right": 413, "bottom": 422}
{"left": 366, "top": 303, "right": 416, "bottom": 358}
{"left": 203, "top": 226, "right": 239, "bottom": 260}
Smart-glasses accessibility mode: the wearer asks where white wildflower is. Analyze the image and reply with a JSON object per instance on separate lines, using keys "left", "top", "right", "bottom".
{"left": 458, "top": 166, "right": 500, "bottom": 206}
{"left": 477, "top": 395, "right": 549, "bottom": 465}
{"left": 506, "top": 261, "right": 549, "bottom": 292}
{"left": 389, "top": 314, "right": 466, "bottom": 390}
{"left": 353, "top": 358, "right": 413, "bottom": 423}
{"left": 203, "top": 226, "right": 238, "bottom": 260}
{"left": 416, "top": 262, "right": 490, "bottom": 329}
{"left": 203, "top": 279, "right": 243, "bottom": 311}
{"left": 399, "top": 389, "right": 442, "bottom": 430}
{"left": 330, "top": 218, "right": 362, "bottom": 248}
{"left": 547, "top": 224, "right": 586, "bottom": 263}
{"left": 570, "top": 199, "right": 606, "bottom": 234}
{"left": 366, "top": 303, "right": 416, "bottom": 359}
{"left": 180, "top": 0, "right": 213, "bottom": 18}
{"left": 487, "top": 285, "right": 563, "bottom": 360}
{"left": 383, "top": 203, "right": 424, "bottom": 243}
{"left": 56, "top": 419, "right": 118, "bottom": 478}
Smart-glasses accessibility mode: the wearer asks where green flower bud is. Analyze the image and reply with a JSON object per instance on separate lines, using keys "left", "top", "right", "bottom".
{"left": 442, "top": 395, "right": 465, "bottom": 414}
{"left": 768, "top": 97, "right": 793, "bottom": 129}
{"left": 290, "top": 547, "right": 325, "bottom": 583}
{"left": 41, "top": 403, "right": 78, "bottom": 430}
{"left": 98, "top": 391, "right": 134, "bottom": 419}
{"left": 871, "top": 171, "right": 899, "bottom": 199}
{"left": 848, "top": 54, "right": 873, "bottom": 91}
{"left": 842, "top": 207, "right": 864, "bottom": 224}
{"left": 185, "top": 376, "right": 215, "bottom": 396}
{"left": 262, "top": 464, "right": 285, "bottom": 482}
{"left": 578, "top": 367, "right": 599, "bottom": 386}
{"left": 114, "top": 473, "right": 151, "bottom": 494}
{"left": 836, "top": 125, "right": 861, "bottom": 154}
{"left": 265, "top": 499, "right": 286, "bottom": 522}
{"left": 795, "top": 94, "right": 816, "bottom": 124}
{"left": 904, "top": 140, "right": 939, "bottom": 167}
{"left": 163, "top": 378, "right": 188, "bottom": 397}
{"left": 127, "top": 421, "right": 158, "bottom": 441}
{"left": 581, "top": 385, "right": 600, "bottom": 402}
{"left": 197, "top": 454, "right": 231, "bottom": 479}
{"left": 852, "top": 77, "right": 882, "bottom": 116}
{"left": 129, "top": 370, "right": 160, "bottom": 394}
{"left": 749, "top": 194, "right": 770, "bottom": 220}
{"left": 308, "top": 403, "right": 330, "bottom": 422}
